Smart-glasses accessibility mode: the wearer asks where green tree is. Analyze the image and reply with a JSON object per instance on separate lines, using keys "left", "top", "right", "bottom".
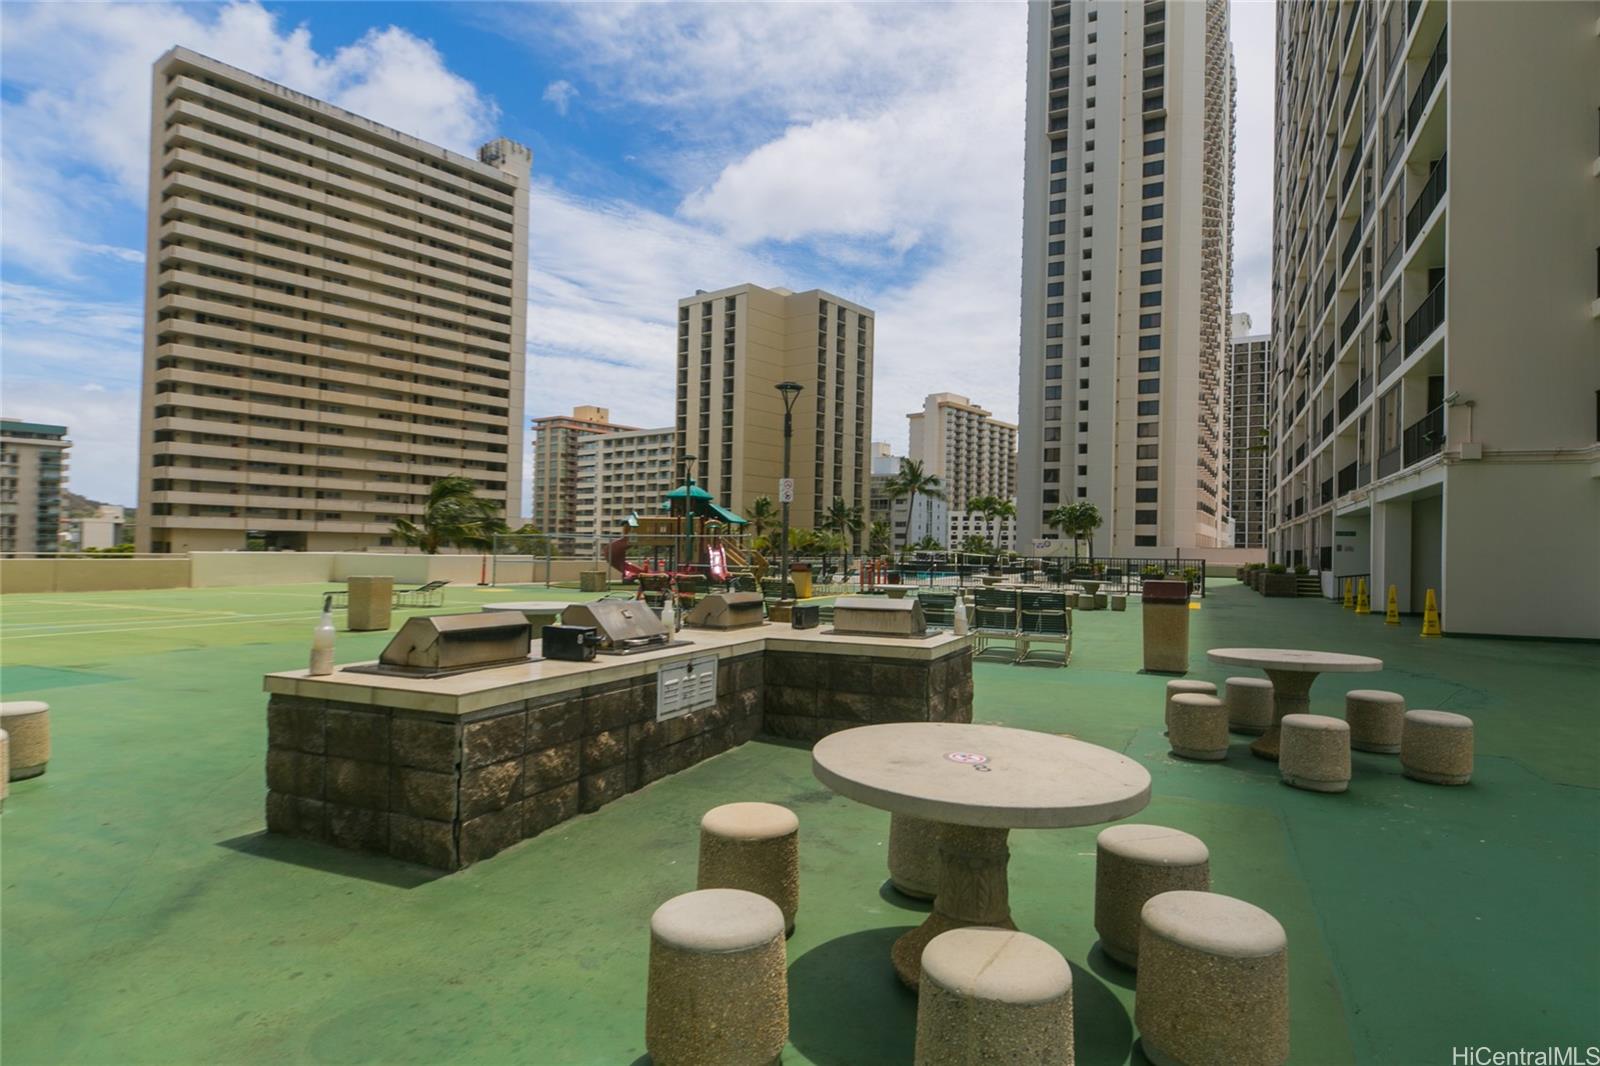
{"left": 890, "top": 459, "right": 945, "bottom": 550}
{"left": 747, "top": 495, "right": 776, "bottom": 539}
{"left": 822, "top": 497, "right": 864, "bottom": 573}
{"left": 813, "top": 530, "right": 847, "bottom": 579}
{"left": 1073, "top": 501, "right": 1104, "bottom": 562}
{"left": 959, "top": 534, "right": 996, "bottom": 556}
{"left": 392, "top": 476, "right": 505, "bottom": 554}
{"left": 869, "top": 519, "right": 893, "bottom": 557}
{"left": 912, "top": 534, "right": 944, "bottom": 553}
{"left": 990, "top": 498, "right": 1017, "bottom": 551}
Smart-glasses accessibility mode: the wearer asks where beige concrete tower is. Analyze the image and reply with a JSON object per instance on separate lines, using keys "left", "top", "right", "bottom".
{"left": 531, "top": 406, "right": 626, "bottom": 539}
{"left": 1267, "top": 0, "right": 1599, "bottom": 639}
{"left": 135, "top": 48, "right": 530, "bottom": 553}
{"left": 1017, "top": 0, "right": 1235, "bottom": 554}
{"left": 0, "top": 420, "right": 70, "bottom": 554}
{"left": 906, "top": 393, "right": 1018, "bottom": 548}
{"left": 575, "top": 426, "right": 676, "bottom": 541}
{"left": 1228, "top": 315, "right": 1269, "bottom": 549}
{"left": 675, "top": 284, "right": 873, "bottom": 549}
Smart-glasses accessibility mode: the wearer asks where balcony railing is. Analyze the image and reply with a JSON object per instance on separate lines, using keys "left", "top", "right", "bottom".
{"left": 1338, "top": 462, "right": 1358, "bottom": 495}
{"left": 1340, "top": 223, "right": 1362, "bottom": 274}
{"left": 1377, "top": 447, "right": 1402, "bottom": 479}
{"left": 1402, "top": 404, "right": 1445, "bottom": 467}
{"left": 1407, "top": 0, "right": 1422, "bottom": 29}
{"left": 1407, "top": 29, "right": 1448, "bottom": 133}
{"left": 1340, "top": 146, "right": 1362, "bottom": 202}
{"left": 1405, "top": 153, "right": 1447, "bottom": 246}
{"left": 1320, "top": 478, "right": 1334, "bottom": 505}
{"left": 1404, "top": 279, "right": 1445, "bottom": 354}
{"left": 1338, "top": 380, "right": 1361, "bottom": 420}
{"left": 1340, "top": 301, "right": 1362, "bottom": 345}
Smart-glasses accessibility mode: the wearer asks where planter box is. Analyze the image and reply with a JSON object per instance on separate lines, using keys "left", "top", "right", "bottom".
{"left": 1261, "top": 572, "right": 1298, "bottom": 597}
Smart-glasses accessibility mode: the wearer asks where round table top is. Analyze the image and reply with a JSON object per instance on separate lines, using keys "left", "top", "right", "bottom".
{"left": 812, "top": 722, "right": 1151, "bottom": 829}
{"left": 482, "top": 602, "right": 573, "bottom": 614}
{"left": 1205, "top": 647, "right": 1382, "bottom": 673}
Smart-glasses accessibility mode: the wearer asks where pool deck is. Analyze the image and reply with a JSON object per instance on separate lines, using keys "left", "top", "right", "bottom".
{"left": 1, "top": 580, "right": 1596, "bottom": 1064}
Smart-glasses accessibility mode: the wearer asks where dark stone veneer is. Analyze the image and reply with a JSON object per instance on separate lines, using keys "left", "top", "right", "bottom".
{"left": 266, "top": 644, "right": 973, "bottom": 871}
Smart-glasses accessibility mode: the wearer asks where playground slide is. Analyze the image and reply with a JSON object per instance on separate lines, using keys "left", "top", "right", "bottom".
{"left": 707, "top": 545, "right": 728, "bottom": 582}
{"left": 607, "top": 536, "right": 644, "bottom": 580}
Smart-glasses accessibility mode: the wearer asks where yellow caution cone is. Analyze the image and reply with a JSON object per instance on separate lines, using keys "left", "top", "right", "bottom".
{"left": 1342, "top": 578, "right": 1354, "bottom": 609}
{"left": 1354, "top": 577, "right": 1370, "bottom": 615}
{"left": 1421, "top": 588, "right": 1441, "bottom": 636}
{"left": 1385, "top": 585, "right": 1400, "bottom": 625}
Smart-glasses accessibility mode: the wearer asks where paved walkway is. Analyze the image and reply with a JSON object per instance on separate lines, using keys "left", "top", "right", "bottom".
{"left": 1, "top": 580, "right": 1595, "bottom": 1063}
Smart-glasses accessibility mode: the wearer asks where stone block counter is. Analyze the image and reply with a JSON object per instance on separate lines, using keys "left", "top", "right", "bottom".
{"left": 263, "top": 624, "right": 973, "bottom": 871}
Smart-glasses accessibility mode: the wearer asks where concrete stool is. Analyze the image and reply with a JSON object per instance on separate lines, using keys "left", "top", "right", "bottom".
{"left": 1225, "top": 677, "right": 1274, "bottom": 736}
{"left": 646, "top": 888, "right": 788, "bottom": 1066}
{"left": 1094, "top": 824, "right": 1211, "bottom": 969}
{"left": 1077, "top": 593, "right": 1097, "bottom": 611}
{"left": 1135, "top": 890, "right": 1289, "bottom": 1066}
{"left": 888, "top": 813, "right": 942, "bottom": 900}
{"left": 1168, "top": 694, "right": 1229, "bottom": 761}
{"left": 1, "top": 729, "right": 8, "bottom": 811}
{"left": 1111, "top": 594, "right": 1127, "bottom": 612}
{"left": 1094, "top": 592, "right": 1108, "bottom": 609}
{"left": 1278, "top": 714, "right": 1351, "bottom": 793}
{"left": 1345, "top": 690, "right": 1406, "bottom": 753}
{"left": 1164, "top": 680, "right": 1217, "bottom": 733}
{"left": 915, "top": 927, "right": 1074, "bottom": 1066}
{"left": 0, "top": 702, "right": 50, "bottom": 781}
{"left": 698, "top": 802, "right": 800, "bottom": 935}
{"left": 1401, "top": 710, "right": 1475, "bottom": 785}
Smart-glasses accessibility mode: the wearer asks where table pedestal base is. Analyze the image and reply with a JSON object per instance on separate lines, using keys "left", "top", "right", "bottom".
{"left": 1250, "top": 669, "right": 1315, "bottom": 761}
{"left": 891, "top": 825, "right": 1014, "bottom": 990}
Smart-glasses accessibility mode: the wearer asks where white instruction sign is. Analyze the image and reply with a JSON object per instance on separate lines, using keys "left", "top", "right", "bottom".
{"left": 657, "top": 655, "right": 719, "bottom": 722}
{"left": 778, "top": 478, "right": 795, "bottom": 503}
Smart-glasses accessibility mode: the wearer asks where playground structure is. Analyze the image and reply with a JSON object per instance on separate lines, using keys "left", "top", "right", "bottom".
{"left": 601, "top": 486, "right": 765, "bottom": 601}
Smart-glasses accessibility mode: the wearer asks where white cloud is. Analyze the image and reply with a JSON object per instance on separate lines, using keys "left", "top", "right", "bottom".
{"left": 1230, "top": 0, "right": 1277, "bottom": 329}
{"left": 0, "top": 2, "right": 497, "bottom": 279}
{"left": 542, "top": 79, "right": 579, "bottom": 116}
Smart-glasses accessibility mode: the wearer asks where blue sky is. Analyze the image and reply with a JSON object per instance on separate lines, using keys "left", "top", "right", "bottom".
{"left": 0, "top": 1, "right": 1275, "bottom": 509}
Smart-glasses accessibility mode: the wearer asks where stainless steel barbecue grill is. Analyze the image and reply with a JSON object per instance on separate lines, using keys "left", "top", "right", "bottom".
{"left": 346, "top": 612, "right": 535, "bottom": 678}
{"left": 561, "top": 599, "right": 689, "bottom": 655}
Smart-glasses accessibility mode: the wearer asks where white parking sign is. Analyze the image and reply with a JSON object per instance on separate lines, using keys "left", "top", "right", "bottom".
{"left": 778, "top": 478, "right": 795, "bottom": 503}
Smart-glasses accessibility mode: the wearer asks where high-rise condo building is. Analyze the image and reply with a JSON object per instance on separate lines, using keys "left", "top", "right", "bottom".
{"left": 574, "top": 426, "right": 676, "bottom": 542}
{"left": 531, "top": 405, "right": 626, "bottom": 539}
{"left": 1228, "top": 314, "right": 1269, "bottom": 549}
{"left": 906, "top": 393, "right": 1018, "bottom": 549}
{"left": 676, "top": 283, "right": 873, "bottom": 550}
{"left": 1268, "top": 0, "right": 1598, "bottom": 639}
{"left": 136, "top": 47, "right": 530, "bottom": 553}
{"left": 1017, "top": 0, "right": 1235, "bottom": 554}
{"left": 0, "top": 419, "right": 70, "bottom": 554}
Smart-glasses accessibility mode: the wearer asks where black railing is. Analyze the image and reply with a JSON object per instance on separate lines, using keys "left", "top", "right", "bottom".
{"left": 1377, "top": 447, "right": 1402, "bottom": 478}
{"left": 1402, "top": 404, "right": 1445, "bottom": 466}
{"left": 1338, "top": 462, "right": 1358, "bottom": 495}
{"left": 1320, "top": 478, "right": 1334, "bottom": 505}
{"left": 1405, "top": 153, "right": 1447, "bottom": 246}
{"left": 1340, "top": 223, "right": 1362, "bottom": 273}
{"left": 1404, "top": 280, "right": 1445, "bottom": 354}
{"left": 1338, "top": 381, "right": 1360, "bottom": 420}
{"left": 1340, "top": 301, "right": 1362, "bottom": 345}
{"left": 1407, "top": 29, "right": 1447, "bottom": 132}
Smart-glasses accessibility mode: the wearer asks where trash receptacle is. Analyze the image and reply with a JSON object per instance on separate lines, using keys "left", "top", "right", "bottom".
{"left": 790, "top": 564, "right": 813, "bottom": 600}
{"left": 1142, "top": 579, "right": 1191, "bottom": 673}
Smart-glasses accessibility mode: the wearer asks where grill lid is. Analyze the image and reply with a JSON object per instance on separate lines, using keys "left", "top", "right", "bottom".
{"left": 377, "top": 612, "right": 533, "bottom": 671}
{"left": 684, "top": 591, "right": 766, "bottom": 630}
{"left": 562, "top": 599, "right": 673, "bottom": 651}
{"left": 831, "top": 596, "right": 928, "bottom": 637}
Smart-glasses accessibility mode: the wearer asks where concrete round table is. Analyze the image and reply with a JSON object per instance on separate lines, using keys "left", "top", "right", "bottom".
{"left": 878, "top": 584, "right": 919, "bottom": 599}
{"left": 1206, "top": 648, "right": 1383, "bottom": 760}
{"left": 482, "top": 602, "right": 572, "bottom": 631}
{"left": 812, "top": 722, "right": 1151, "bottom": 989}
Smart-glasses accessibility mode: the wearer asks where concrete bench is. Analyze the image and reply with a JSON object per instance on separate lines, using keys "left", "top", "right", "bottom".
{"left": 646, "top": 888, "right": 788, "bottom": 1065}
{"left": 915, "top": 927, "right": 1074, "bottom": 1066}
{"left": 1135, "top": 890, "right": 1290, "bottom": 1066}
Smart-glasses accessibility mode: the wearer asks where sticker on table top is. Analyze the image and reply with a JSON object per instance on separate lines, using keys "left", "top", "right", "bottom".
{"left": 945, "top": 751, "right": 988, "bottom": 765}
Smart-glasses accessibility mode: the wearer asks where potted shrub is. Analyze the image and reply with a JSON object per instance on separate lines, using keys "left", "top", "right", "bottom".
{"left": 1182, "top": 566, "right": 1202, "bottom": 595}
{"left": 1262, "top": 563, "right": 1297, "bottom": 597}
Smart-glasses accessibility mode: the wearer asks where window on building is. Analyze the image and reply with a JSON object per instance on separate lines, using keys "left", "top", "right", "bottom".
{"left": 1143, "top": 160, "right": 1165, "bottom": 177}
{"left": 1045, "top": 426, "right": 1061, "bottom": 441}
{"left": 1135, "top": 510, "right": 1158, "bottom": 525}
{"left": 1046, "top": 365, "right": 1063, "bottom": 379}
{"left": 1045, "top": 385, "right": 1062, "bottom": 399}
{"left": 1137, "top": 445, "right": 1159, "bottom": 460}
{"left": 1141, "top": 225, "right": 1163, "bottom": 242}
{"left": 1077, "top": 465, "right": 1088, "bottom": 476}
{"left": 1138, "top": 336, "right": 1161, "bottom": 351}
{"left": 1140, "top": 291, "right": 1162, "bottom": 307}
{"left": 1136, "top": 466, "right": 1158, "bottom": 481}
{"left": 1140, "top": 248, "right": 1163, "bottom": 264}
{"left": 1142, "top": 203, "right": 1164, "bottom": 220}
{"left": 1144, "top": 137, "right": 1165, "bottom": 154}
{"left": 1048, "top": 282, "right": 1064, "bottom": 297}
{"left": 1139, "top": 313, "right": 1161, "bottom": 329}
{"left": 1050, "top": 199, "right": 1066, "bottom": 214}
{"left": 1047, "top": 303, "right": 1063, "bottom": 317}
{"left": 1051, "top": 157, "right": 1068, "bottom": 173}
{"left": 1077, "top": 443, "right": 1088, "bottom": 454}
{"left": 1048, "top": 262, "right": 1064, "bottom": 276}
{"left": 1046, "top": 323, "right": 1063, "bottom": 337}
{"left": 1049, "top": 241, "right": 1065, "bottom": 255}
{"left": 1137, "top": 422, "right": 1159, "bottom": 438}
{"left": 1142, "top": 182, "right": 1164, "bottom": 198}
{"left": 1050, "top": 178, "right": 1067, "bottom": 194}
{"left": 1138, "top": 356, "right": 1161, "bottom": 372}
{"left": 1137, "top": 400, "right": 1160, "bottom": 415}
{"left": 1135, "top": 534, "right": 1157, "bottom": 546}
{"left": 1049, "top": 220, "right": 1066, "bottom": 235}
{"left": 1143, "top": 115, "right": 1166, "bottom": 134}
{"left": 1045, "top": 405, "right": 1061, "bottom": 420}
{"left": 1046, "top": 343, "right": 1063, "bottom": 358}
{"left": 1043, "top": 490, "right": 1060, "bottom": 504}
{"left": 1138, "top": 378, "right": 1161, "bottom": 393}
{"left": 1140, "top": 269, "right": 1162, "bottom": 285}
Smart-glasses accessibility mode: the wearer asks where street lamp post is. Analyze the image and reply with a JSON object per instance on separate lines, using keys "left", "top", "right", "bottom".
{"left": 775, "top": 381, "right": 804, "bottom": 603}
{"left": 680, "top": 453, "right": 696, "bottom": 574}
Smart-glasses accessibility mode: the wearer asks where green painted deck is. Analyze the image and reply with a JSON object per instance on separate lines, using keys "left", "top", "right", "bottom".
{"left": 1, "top": 580, "right": 1595, "bottom": 1065}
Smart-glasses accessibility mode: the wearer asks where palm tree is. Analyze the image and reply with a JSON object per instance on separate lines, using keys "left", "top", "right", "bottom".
{"left": 392, "top": 476, "right": 505, "bottom": 554}
{"left": 1073, "top": 501, "right": 1104, "bottom": 563}
{"left": 890, "top": 459, "right": 945, "bottom": 550}
{"left": 814, "top": 530, "right": 847, "bottom": 580}
{"left": 747, "top": 495, "right": 776, "bottom": 540}
{"left": 960, "top": 533, "right": 996, "bottom": 556}
{"left": 822, "top": 497, "right": 864, "bottom": 574}
{"left": 869, "top": 520, "right": 892, "bottom": 558}
{"left": 965, "top": 494, "right": 997, "bottom": 550}
{"left": 991, "top": 498, "right": 1017, "bottom": 551}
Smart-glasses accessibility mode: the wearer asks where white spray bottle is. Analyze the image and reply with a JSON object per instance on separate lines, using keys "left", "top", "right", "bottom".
{"left": 309, "top": 593, "right": 336, "bottom": 676}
